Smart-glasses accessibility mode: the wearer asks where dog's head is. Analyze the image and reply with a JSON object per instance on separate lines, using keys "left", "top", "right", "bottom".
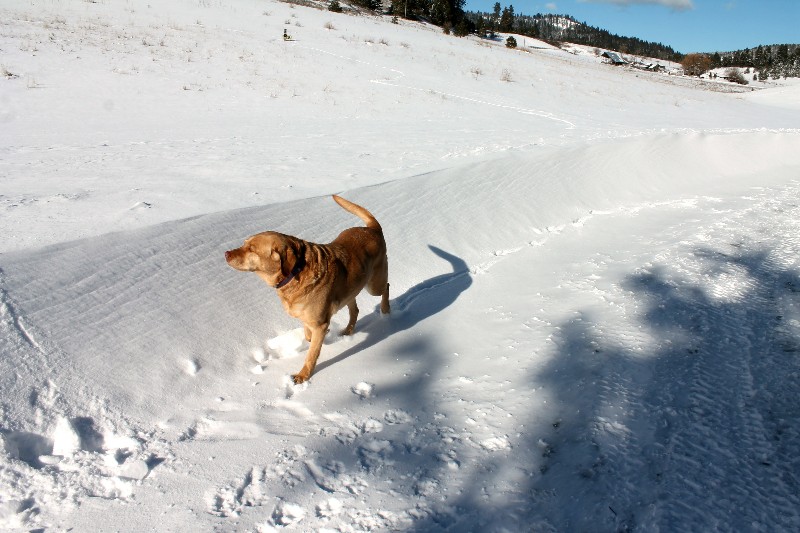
{"left": 224, "top": 232, "right": 301, "bottom": 287}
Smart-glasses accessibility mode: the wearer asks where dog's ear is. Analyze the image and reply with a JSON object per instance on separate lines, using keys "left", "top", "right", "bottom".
{"left": 270, "top": 249, "right": 285, "bottom": 276}
{"left": 278, "top": 243, "right": 298, "bottom": 278}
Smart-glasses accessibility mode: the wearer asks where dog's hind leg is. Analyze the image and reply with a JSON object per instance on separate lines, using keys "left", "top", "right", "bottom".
{"left": 342, "top": 300, "right": 359, "bottom": 336}
{"left": 380, "top": 283, "right": 390, "bottom": 314}
{"left": 368, "top": 258, "right": 390, "bottom": 315}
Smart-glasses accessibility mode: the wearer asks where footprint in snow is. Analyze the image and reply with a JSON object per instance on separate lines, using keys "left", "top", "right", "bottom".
{"left": 283, "top": 374, "right": 308, "bottom": 399}
{"left": 270, "top": 500, "right": 305, "bottom": 527}
{"left": 266, "top": 328, "right": 307, "bottom": 359}
{"left": 316, "top": 497, "right": 344, "bottom": 518}
{"left": 480, "top": 435, "right": 511, "bottom": 451}
{"left": 351, "top": 382, "right": 374, "bottom": 399}
{"left": 185, "top": 358, "right": 201, "bottom": 376}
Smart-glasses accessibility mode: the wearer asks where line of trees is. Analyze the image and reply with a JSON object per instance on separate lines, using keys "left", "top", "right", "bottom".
{"left": 385, "top": 0, "right": 469, "bottom": 33}
{"left": 464, "top": 6, "right": 682, "bottom": 62}
{"left": 335, "top": 0, "right": 798, "bottom": 80}
{"left": 710, "top": 44, "right": 800, "bottom": 80}
{"left": 681, "top": 45, "right": 800, "bottom": 79}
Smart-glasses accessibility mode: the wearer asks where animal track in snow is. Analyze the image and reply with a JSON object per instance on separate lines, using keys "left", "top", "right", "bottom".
{"left": 208, "top": 405, "right": 422, "bottom": 526}
{"left": 351, "top": 381, "right": 374, "bottom": 399}
{"left": 479, "top": 435, "right": 512, "bottom": 451}
{"left": 266, "top": 328, "right": 307, "bottom": 359}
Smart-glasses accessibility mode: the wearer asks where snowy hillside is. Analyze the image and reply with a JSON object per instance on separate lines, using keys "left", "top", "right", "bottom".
{"left": 2, "top": 1, "right": 800, "bottom": 531}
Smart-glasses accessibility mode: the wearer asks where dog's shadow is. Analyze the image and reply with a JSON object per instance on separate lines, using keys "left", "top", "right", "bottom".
{"left": 316, "top": 245, "right": 472, "bottom": 374}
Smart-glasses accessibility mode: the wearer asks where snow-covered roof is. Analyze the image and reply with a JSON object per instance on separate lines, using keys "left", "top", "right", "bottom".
{"left": 601, "top": 50, "right": 628, "bottom": 64}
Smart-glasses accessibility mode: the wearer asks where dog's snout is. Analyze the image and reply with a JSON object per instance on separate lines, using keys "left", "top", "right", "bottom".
{"left": 224, "top": 250, "right": 233, "bottom": 261}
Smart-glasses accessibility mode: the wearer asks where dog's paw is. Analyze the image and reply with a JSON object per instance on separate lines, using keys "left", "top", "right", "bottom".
{"left": 292, "top": 373, "right": 309, "bottom": 385}
{"left": 283, "top": 375, "right": 309, "bottom": 399}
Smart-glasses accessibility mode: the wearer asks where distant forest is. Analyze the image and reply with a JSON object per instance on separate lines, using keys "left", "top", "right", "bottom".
{"left": 711, "top": 44, "right": 800, "bottom": 79}
{"left": 342, "top": 0, "right": 799, "bottom": 75}
{"left": 463, "top": 7, "right": 681, "bottom": 62}
{"left": 378, "top": 1, "right": 682, "bottom": 60}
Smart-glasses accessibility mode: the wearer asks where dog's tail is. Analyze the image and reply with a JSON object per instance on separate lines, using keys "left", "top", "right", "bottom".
{"left": 333, "top": 195, "right": 382, "bottom": 231}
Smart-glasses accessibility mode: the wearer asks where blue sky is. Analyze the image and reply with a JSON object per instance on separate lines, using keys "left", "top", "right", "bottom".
{"left": 463, "top": 0, "right": 799, "bottom": 53}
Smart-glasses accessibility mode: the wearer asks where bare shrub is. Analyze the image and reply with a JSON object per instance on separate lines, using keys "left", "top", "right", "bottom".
{"left": 500, "top": 69, "right": 512, "bottom": 82}
{"left": 724, "top": 67, "right": 749, "bottom": 85}
{"left": 2, "top": 65, "right": 19, "bottom": 79}
{"left": 681, "top": 53, "right": 712, "bottom": 77}
{"left": 324, "top": 21, "right": 336, "bottom": 30}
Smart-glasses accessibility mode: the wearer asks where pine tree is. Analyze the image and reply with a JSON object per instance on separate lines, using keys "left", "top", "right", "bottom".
{"left": 490, "top": 2, "right": 501, "bottom": 36}
{"left": 454, "top": 19, "right": 469, "bottom": 37}
{"left": 430, "top": 0, "right": 451, "bottom": 26}
{"left": 499, "top": 5, "right": 514, "bottom": 33}
{"left": 476, "top": 15, "right": 486, "bottom": 37}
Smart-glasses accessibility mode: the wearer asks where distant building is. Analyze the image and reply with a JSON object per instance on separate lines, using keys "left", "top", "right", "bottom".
{"left": 629, "top": 62, "right": 666, "bottom": 72}
{"left": 601, "top": 51, "right": 628, "bottom": 65}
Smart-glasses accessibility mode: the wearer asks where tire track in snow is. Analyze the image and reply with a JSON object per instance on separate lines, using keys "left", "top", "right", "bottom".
{"left": 641, "top": 182, "right": 800, "bottom": 531}
{"left": 453, "top": 179, "right": 800, "bottom": 531}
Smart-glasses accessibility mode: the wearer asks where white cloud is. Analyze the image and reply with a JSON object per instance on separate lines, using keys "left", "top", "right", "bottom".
{"left": 579, "top": 0, "right": 695, "bottom": 12}
{"left": 545, "top": 2, "right": 558, "bottom": 9}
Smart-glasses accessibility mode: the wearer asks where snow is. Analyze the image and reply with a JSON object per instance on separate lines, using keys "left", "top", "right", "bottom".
{"left": 2, "top": 0, "right": 800, "bottom": 531}
{"left": 744, "top": 78, "right": 800, "bottom": 110}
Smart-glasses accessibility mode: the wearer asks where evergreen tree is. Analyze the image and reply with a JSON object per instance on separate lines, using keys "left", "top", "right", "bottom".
{"left": 499, "top": 5, "right": 514, "bottom": 33}
{"left": 430, "top": 0, "right": 451, "bottom": 26}
{"left": 352, "top": 0, "right": 380, "bottom": 11}
{"left": 391, "top": 0, "right": 424, "bottom": 19}
{"left": 490, "top": 2, "right": 501, "bottom": 36}
{"left": 476, "top": 15, "right": 486, "bottom": 37}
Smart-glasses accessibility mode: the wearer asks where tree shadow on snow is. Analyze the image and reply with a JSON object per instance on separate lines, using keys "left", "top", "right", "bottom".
{"left": 409, "top": 246, "right": 800, "bottom": 532}
{"left": 315, "top": 245, "right": 472, "bottom": 376}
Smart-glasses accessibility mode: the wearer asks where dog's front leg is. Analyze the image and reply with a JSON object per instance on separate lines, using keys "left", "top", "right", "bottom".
{"left": 293, "top": 322, "right": 328, "bottom": 384}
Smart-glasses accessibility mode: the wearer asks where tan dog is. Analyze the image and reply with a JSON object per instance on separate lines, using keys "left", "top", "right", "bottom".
{"left": 225, "top": 195, "right": 390, "bottom": 384}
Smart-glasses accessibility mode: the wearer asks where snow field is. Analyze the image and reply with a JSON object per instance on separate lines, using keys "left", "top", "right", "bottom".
{"left": 2, "top": 0, "right": 798, "bottom": 251}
